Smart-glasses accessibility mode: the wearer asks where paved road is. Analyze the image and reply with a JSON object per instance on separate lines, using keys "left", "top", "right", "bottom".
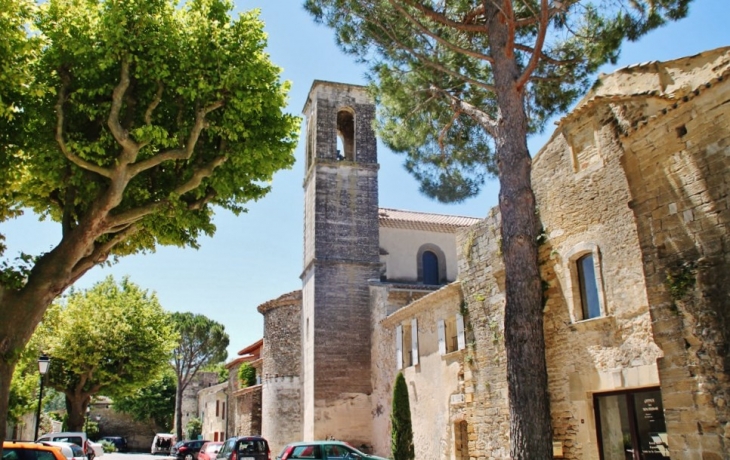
{"left": 101, "top": 453, "right": 174, "bottom": 460}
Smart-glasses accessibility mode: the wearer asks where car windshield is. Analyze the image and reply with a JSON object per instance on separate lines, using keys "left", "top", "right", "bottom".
{"left": 2, "top": 449, "right": 59, "bottom": 460}
{"left": 237, "top": 441, "right": 266, "bottom": 454}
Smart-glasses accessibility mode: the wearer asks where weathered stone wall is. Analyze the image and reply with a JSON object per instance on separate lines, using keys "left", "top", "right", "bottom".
{"left": 232, "top": 386, "right": 261, "bottom": 437}
{"left": 373, "top": 283, "right": 467, "bottom": 460}
{"left": 454, "top": 47, "right": 730, "bottom": 460}
{"left": 620, "top": 63, "right": 730, "bottom": 458}
{"left": 198, "top": 382, "right": 227, "bottom": 441}
{"left": 301, "top": 82, "right": 380, "bottom": 446}
{"left": 259, "top": 291, "right": 302, "bottom": 455}
{"left": 457, "top": 213, "right": 511, "bottom": 460}
{"left": 181, "top": 372, "right": 219, "bottom": 439}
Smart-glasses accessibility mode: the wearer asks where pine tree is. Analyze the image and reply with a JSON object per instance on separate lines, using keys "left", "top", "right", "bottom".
{"left": 391, "top": 373, "right": 414, "bottom": 460}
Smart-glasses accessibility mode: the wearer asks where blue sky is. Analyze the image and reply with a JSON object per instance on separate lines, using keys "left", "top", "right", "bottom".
{"left": 4, "top": 1, "right": 729, "bottom": 359}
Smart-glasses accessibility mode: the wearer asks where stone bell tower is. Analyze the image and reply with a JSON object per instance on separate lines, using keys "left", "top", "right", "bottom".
{"left": 301, "top": 81, "right": 380, "bottom": 445}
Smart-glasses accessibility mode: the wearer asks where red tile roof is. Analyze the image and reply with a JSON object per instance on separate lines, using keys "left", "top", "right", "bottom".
{"left": 379, "top": 208, "right": 481, "bottom": 233}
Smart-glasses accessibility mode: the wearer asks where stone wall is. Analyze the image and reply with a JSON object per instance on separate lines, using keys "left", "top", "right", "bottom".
{"left": 454, "top": 47, "right": 730, "bottom": 459}
{"left": 231, "top": 386, "right": 261, "bottom": 437}
{"left": 198, "top": 382, "right": 227, "bottom": 441}
{"left": 619, "top": 57, "right": 730, "bottom": 458}
{"left": 374, "top": 283, "right": 467, "bottom": 460}
{"left": 181, "top": 372, "right": 219, "bottom": 438}
{"left": 258, "top": 291, "right": 302, "bottom": 455}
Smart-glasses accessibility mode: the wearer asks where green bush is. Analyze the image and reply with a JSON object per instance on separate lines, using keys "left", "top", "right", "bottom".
{"left": 237, "top": 363, "right": 257, "bottom": 388}
{"left": 186, "top": 416, "right": 202, "bottom": 440}
{"left": 100, "top": 440, "right": 116, "bottom": 453}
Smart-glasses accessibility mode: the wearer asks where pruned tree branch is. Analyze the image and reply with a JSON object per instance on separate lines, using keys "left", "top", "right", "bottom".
{"left": 106, "top": 155, "right": 227, "bottom": 229}
{"left": 69, "top": 225, "right": 140, "bottom": 283}
{"left": 107, "top": 59, "right": 141, "bottom": 162}
{"left": 55, "top": 72, "right": 113, "bottom": 179}
{"left": 144, "top": 81, "right": 164, "bottom": 126}
{"left": 128, "top": 101, "right": 224, "bottom": 178}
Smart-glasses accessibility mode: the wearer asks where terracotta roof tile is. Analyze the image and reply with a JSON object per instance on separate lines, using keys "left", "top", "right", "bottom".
{"left": 379, "top": 207, "right": 481, "bottom": 233}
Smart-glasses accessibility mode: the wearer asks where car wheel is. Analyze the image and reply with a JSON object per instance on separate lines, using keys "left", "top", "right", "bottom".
{"left": 185, "top": 454, "right": 194, "bottom": 460}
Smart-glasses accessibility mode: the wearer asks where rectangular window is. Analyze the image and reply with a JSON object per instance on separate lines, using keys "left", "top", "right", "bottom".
{"left": 578, "top": 254, "right": 601, "bottom": 319}
{"left": 222, "top": 401, "right": 226, "bottom": 420}
{"left": 439, "top": 316, "right": 466, "bottom": 355}
{"left": 216, "top": 400, "right": 220, "bottom": 417}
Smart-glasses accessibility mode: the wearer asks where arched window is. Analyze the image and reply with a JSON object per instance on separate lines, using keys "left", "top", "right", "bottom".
{"left": 564, "top": 242, "right": 606, "bottom": 322}
{"left": 422, "top": 250, "right": 439, "bottom": 285}
{"left": 336, "top": 109, "right": 355, "bottom": 161}
{"left": 577, "top": 253, "right": 601, "bottom": 319}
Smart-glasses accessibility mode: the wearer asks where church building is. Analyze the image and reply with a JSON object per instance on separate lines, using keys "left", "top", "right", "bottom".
{"left": 222, "top": 47, "right": 730, "bottom": 460}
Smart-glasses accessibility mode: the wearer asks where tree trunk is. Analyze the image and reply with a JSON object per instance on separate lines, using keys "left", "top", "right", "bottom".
{"left": 65, "top": 394, "right": 90, "bottom": 432}
{"left": 0, "top": 358, "right": 18, "bottom": 457}
{"left": 174, "top": 380, "right": 184, "bottom": 440}
{"left": 0, "top": 204, "right": 113, "bottom": 448}
{"left": 487, "top": 5, "right": 553, "bottom": 460}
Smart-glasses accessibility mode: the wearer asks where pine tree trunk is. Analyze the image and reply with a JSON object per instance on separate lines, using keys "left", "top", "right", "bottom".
{"left": 174, "top": 382, "right": 184, "bottom": 440}
{"left": 487, "top": 5, "right": 553, "bottom": 459}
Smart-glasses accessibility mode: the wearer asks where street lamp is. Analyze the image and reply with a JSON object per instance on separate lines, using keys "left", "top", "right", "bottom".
{"left": 34, "top": 354, "right": 51, "bottom": 440}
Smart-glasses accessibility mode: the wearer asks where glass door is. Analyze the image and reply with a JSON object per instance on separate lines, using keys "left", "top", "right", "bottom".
{"left": 594, "top": 388, "right": 670, "bottom": 460}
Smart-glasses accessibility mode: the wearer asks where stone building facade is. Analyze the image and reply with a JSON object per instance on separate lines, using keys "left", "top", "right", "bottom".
{"left": 226, "top": 48, "right": 728, "bottom": 460}
{"left": 198, "top": 382, "right": 228, "bottom": 442}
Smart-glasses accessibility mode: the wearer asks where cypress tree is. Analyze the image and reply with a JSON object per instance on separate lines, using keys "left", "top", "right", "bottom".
{"left": 391, "top": 372, "right": 415, "bottom": 460}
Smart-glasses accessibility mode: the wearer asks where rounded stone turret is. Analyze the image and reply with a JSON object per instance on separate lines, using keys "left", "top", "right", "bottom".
{"left": 257, "top": 290, "right": 302, "bottom": 455}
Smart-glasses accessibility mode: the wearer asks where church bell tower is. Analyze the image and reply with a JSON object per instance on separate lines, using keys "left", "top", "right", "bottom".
{"left": 301, "top": 81, "right": 380, "bottom": 445}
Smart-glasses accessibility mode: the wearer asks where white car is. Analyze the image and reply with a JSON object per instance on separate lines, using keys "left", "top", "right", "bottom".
{"left": 39, "top": 441, "right": 86, "bottom": 460}
{"left": 37, "top": 433, "right": 104, "bottom": 460}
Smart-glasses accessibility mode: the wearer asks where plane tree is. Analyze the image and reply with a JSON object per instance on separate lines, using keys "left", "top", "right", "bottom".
{"left": 303, "top": 0, "right": 693, "bottom": 458}
{"left": 30, "top": 276, "right": 177, "bottom": 431}
{"left": 0, "top": 0, "right": 299, "bottom": 442}
{"left": 170, "top": 312, "right": 229, "bottom": 441}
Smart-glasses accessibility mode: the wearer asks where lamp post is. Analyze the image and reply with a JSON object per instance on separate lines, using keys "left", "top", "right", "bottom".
{"left": 34, "top": 354, "right": 51, "bottom": 440}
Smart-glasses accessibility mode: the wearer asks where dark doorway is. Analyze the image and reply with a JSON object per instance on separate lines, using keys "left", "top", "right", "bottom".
{"left": 594, "top": 388, "right": 669, "bottom": 460}
{"left": 422, "top": 250, "right": 439, "bottom": 285}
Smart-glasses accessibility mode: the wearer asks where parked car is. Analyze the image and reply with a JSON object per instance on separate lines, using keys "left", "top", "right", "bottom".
{"left": 197, "top": 442, "right": 224, "bottom": 460}
{"left": 35, "top": 432, "right": 102, "bottom": 460}
{"left": 99, "top": 437, "right": 128, "bottom": 453}
{"left": 171, "top": 440, "right": 209, "bottom": 460}
{"left": 216, "top": 437, "right": 269, "bottom": 460}
{"left": 276, "top": 441, "right": 388, "bottom": 460}
{"left": 38, "top": 441, "right": 86, "bottom": 460}
{"left": 151, "top": 434, "right": 176, "bottom": 455}
{"left": 3, "top": 441, "right": 67, "bottom": 460}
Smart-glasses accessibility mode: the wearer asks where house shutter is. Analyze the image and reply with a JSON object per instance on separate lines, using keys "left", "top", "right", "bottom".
{"left": 457, "top": 314, "right": 466, "bottom": 350}
{"left": 411, "top": 318, "right": 419, "bottom": 366}
{"left": 438, "top": 320, "right": 446, "bottom": 355}
{"left": 396, "top": 325, "right": 403, "bottom": 370}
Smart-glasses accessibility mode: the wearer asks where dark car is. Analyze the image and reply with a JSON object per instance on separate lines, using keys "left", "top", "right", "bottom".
{"left": 216, "top": 437, "right": 269, "bottom": 460}
{"left": 100, "top": 437, "right": 128, "bottom": 453}
{"left": 276, "top": 441, "right": 387, "bottom": 460}
{"left": 171, "top": 441, "right": 209, "bottom": 460}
